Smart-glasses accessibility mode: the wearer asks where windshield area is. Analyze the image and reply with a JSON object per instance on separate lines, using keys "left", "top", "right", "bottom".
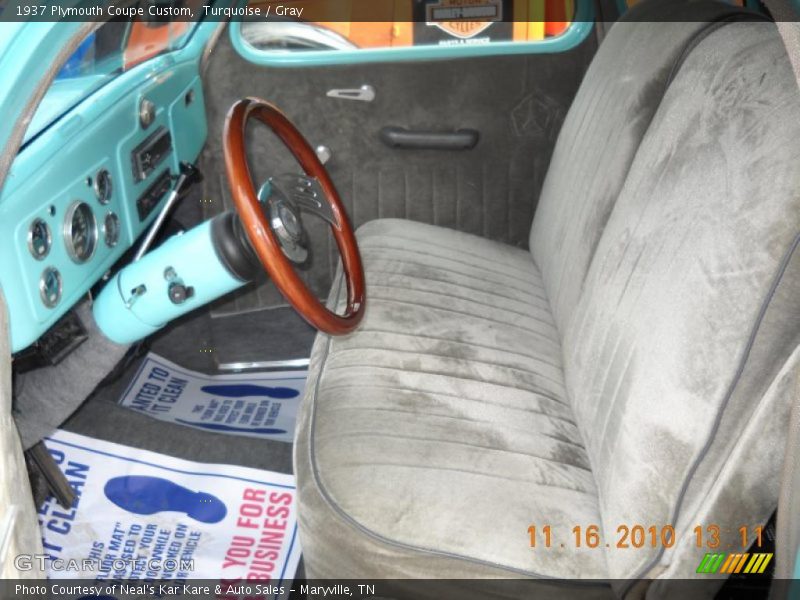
{"left": 25, "top": 14, "right": 201, "bottom": 145}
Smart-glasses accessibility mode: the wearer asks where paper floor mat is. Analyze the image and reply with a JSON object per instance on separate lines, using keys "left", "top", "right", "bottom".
{"left": 118, "top": 353, "right": 307, "bottom": 443}
{"left": 39, "top": 430, "right": 300, "bottom": 597}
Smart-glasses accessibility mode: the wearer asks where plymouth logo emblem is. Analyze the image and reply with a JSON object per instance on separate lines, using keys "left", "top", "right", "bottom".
{"left": 426, "top": 0, "right": 503, "bottom": 39}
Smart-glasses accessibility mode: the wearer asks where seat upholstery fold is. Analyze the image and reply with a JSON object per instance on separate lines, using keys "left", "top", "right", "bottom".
{"left": 296, "top": 220, "right": 607, "bottom": 580}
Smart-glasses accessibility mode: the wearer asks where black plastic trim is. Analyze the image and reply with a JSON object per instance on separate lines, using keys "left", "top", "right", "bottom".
{"left": 379, "top": 126, "right": 479, "bottom": 151}
{"left": 210, "top": 211, "right": 259, "bottom": 282}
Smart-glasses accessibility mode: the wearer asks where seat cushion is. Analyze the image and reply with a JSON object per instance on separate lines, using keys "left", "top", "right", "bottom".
{"left": 294, "top": 219, "right": 607, "bottom": 579}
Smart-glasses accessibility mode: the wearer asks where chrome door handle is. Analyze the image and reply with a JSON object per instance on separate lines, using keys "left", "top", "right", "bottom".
{"left": 326, "top": 84, "right": 376, "bottom": 102}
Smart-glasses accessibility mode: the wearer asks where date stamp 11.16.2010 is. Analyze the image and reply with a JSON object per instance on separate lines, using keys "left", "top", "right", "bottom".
{"left": 527, "top": 523, "right": 764, "bottom": 550}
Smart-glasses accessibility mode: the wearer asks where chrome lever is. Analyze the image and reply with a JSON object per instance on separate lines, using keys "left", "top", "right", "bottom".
{"left": 326, "top": 84, "right": 375, "bottom": 103}
{"left": 269, "top": 173, "right": 339, "bottom": 227}
{"left": 133, "top": 162, "right": 200, "bottom": 261}
{"left": 268, "top": 173, "right": 338, "bottom": 227}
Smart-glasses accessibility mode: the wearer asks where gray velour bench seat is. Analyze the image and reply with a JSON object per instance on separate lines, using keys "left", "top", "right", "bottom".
{"left": 294, "top": 0, "right": 800, "bottom": 590}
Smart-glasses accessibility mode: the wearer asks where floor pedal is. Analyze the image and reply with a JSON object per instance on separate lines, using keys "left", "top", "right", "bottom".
{"left": 27, "top": 441, "right": 75, "bottom": 509}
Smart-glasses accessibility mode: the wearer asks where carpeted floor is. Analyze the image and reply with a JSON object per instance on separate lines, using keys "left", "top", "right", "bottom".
{"left": 60, "top": 302, "right": 313, "bottom": 576}
{"left": 62, "top": 302, "right": 316, "bottom": 475}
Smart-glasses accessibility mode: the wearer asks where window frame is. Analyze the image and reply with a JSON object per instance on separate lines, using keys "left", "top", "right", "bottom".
{"left": 230, "top": 0, "right": 595, "bottom": 68}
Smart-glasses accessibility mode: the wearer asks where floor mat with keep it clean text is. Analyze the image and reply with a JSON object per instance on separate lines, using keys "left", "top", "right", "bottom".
{"left": 39, "top": 430, "right": 300, "bottom": 597}
{"left": 117, "top": 353, "right": 307, "bottom": 443}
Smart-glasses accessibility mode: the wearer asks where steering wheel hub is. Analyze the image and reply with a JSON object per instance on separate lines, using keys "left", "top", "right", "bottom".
{"left": 260, "top": 181, "right": 308, "bottom": 264}
{"left": 277, "top": 203, "right": 302, "bottom": 238}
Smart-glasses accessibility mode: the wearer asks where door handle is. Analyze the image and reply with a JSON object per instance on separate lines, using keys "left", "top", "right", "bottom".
{"left": 379, "top": 126, "right": 479, "bottom": 150}
{"left": 326, "top": 85, "right": 376, "bottom": 102}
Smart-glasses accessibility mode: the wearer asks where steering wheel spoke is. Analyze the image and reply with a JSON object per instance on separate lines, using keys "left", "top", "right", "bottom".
{"left": 223, "top": 98, "right": 365, "bottom": 335}
{"left": 269, "top": 173, "right": 339, "bottom": 227}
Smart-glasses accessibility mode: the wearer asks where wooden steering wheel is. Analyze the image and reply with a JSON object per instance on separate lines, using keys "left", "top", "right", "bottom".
{"left": 223, "top": 98, "right": 365, "bottom": 335}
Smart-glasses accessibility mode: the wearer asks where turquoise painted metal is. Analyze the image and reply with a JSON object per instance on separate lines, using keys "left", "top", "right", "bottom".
{"left": 93, "top": 219, "right": 245, "bottom": 344}
{"left": 0, "top": 0, "right": 598, "bottom": 351}
{"left": 230, "top": 0, "right": 595, "bottom": 68}
{"left": 792, "top": 551, "right": 800, "bottom": 592}
{"left": 0, "top": 19, "right": 222, "bottom": 352}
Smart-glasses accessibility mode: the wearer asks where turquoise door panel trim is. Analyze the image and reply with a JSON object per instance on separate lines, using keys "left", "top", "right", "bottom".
{"left": 230, "top": 1, "right": 595, "bottom": 68}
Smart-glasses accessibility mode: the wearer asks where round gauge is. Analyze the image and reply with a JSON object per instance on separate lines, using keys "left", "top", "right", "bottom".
{"left": 103, "top": 212, "right": 120, "bottom": 248}
{"left": 27, "top": 218, "right": 52, "bottom": 260}
{"left": 94, "top": 169, "right": 113, "bottom": 205}
{"left": 63, "top": 201, "right": 97, "bottom": 263}
{"left": 39, "top": 267, "right": 62, "bottom": 308}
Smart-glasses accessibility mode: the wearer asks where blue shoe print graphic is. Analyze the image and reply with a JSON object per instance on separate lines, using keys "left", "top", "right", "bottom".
{"left": 201, "top": 384, "right": 299, "bottom": 399}
{"left": 104, "top": 475, "right": 226, "bottom": 524}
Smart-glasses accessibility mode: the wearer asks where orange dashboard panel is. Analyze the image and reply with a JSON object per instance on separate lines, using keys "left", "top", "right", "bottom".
{"left": 124, "top": 21, "right": 191, "bottom": 69}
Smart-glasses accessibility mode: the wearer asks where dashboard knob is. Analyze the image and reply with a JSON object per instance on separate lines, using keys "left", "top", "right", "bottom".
{"left": 168, "top": 282, "right": 194, "bottom": 305}
{"left": 139, "top": 98, "right": 156, "bottom": 129}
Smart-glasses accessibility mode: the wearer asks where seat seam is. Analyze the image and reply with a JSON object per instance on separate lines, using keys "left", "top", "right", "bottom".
{"left": 325, "top": 362, "right": 567, "bottom": 402}
{"left": 360, "top": 246, "right": 541, "bottom": 287}
{"left": 316, "top": 431, "right": 592, "bottom": 472}
{"left": 319, "top": 404, "right": 585, "bottom": 446}
{"left": 319, "top": 382, "right": 577, "bottom": 424}
{"left": 366, "top": 269, "right": 550, "bottom": 305}
{"left": 366, "top": 297, "right": 560, "bottom": 341}
{"left": 368, "top": 284, "right": 556, "bottom": 325}
{"left": 367, "top": 272, "right": 551, "bottom": 308}
{"left": 327, "top": 345, "right": 565, "bottom": 387}
{"left": 326, "top": 460, "right": 596, "bottom": 494}
{"left": 364, "top": 261, "right": 547, "bottom": 299}
{"left": 361, "top": 233, "right": 534, "bottom": 274}
{"left": 347, "top": 327, "right": 562, "bottom": 365}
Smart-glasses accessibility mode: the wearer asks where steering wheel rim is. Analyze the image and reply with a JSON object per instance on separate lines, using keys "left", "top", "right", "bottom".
{"left": 223, "top": 97, "right": 365, "bottom": 335}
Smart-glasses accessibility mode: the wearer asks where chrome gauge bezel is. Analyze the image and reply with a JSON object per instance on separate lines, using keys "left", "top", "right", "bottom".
{"left": 94, "top": 169, "right": 113, "bottom": 205}
{"left": 103, "top": 211, "right": 120, "bottom": 248}
{"left": 27, "top": 218, "right": 52, "bottom": 260}
{"left": 63, "top": 201, "right": 98, "bottom": 264}
{"left": 39, "top": 267, "right": 62, "bottom": 308}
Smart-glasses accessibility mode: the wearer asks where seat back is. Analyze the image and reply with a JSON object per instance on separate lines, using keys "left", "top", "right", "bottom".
{"left": 537, "top": 11, "right": 800, "bottom": 582}
{"left": 530, "top": 0, "right": 748, "bottom": 334}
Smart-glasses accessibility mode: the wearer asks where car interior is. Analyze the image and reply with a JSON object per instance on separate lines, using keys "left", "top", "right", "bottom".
{"left": 2, "top": 0, "right": 800, "bottom": 597}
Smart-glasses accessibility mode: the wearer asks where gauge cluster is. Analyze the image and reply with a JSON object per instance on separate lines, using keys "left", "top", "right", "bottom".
{"left": 64, "top": 201, "right": 99, "bottom": 263}
{"left": 0, "top": 60, "right": 207, "bottom": 353}
{"left": 27, "top": 218, "right": 51, "bottom": 261}
{"left": 26, "top": 171, "right": 116, "bottom": 270}
{"left": 16, "top": 160, "right": 124, "bottom": 318}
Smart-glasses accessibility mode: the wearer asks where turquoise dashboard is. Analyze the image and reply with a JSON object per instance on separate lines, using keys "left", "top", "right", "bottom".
{"left": 0, "top": 52, "right": 208, "bottom": 353}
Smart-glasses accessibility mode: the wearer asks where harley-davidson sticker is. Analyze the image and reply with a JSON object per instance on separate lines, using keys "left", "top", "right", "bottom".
{"left": 425, "top": 0, "right": 503, "bottom": 39}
